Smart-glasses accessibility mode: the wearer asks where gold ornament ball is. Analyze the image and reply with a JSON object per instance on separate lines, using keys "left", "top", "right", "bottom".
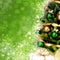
{"left": 43, "top": 25, "right": 50, "bottom": 32}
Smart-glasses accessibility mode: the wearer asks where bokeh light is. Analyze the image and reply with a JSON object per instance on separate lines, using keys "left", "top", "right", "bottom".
{"left": 0, "top": 0, "right": 48, "bottom": 60}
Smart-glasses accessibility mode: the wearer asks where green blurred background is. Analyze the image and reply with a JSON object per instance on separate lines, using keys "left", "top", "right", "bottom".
{"left": 0, "top": 0, "right": 47, "bottom": 60}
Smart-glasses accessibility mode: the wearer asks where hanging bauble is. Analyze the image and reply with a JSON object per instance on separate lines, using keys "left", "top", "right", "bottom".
{"left": 38, "top": 42, "right": 44, "bottom": 47}
{"left": 43, "top": 25, "right": 50, "bottom": 33}
{"left": 47, "top": 13, "right": 52, "bottom": 19}
{"left": 51, "top": 32, "right": 58, "bottom": 39}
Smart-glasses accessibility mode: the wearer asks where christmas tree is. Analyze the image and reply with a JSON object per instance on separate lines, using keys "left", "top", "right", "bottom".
{"left": 30, "top": 0, "right": 60, "bottom": 60}
{"left": 37, "top": 0, "right": 60, "bottom": 52}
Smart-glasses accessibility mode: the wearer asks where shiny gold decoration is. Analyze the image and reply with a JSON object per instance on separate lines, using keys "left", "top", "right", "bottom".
{"left": 43, "top": 25, "right": 50, "bottom": 32}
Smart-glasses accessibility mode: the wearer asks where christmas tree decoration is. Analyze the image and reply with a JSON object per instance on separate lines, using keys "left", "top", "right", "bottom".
{"left": 51, "top": 32, "right": 58, "bottom": 39}
{"left": 44, "top": 0, "right": 60, "bottom": 24}
{"left": 47, "top": 13, "right": 52, "bottom": 19}
{"left": 43, "top": 25, "right": 51, "bottom": 33}
{"left": 30, "top": 0, "right": 60, "bottom": 60}
{"left": 38, "top": 42, "right": 44, "bottom": 47}
{"left": 36, "top": 0, "right": 60, "bottom": 54}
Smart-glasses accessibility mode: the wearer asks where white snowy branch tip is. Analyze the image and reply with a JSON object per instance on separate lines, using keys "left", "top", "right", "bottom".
{"left": 29, "top": 48, "right": 60, "bottom": 60}
{"left": 30, "top": 53, "right": 55, "bottom": 60}
{"left": 29, "top": 48, "right": 55, "bottom": 60}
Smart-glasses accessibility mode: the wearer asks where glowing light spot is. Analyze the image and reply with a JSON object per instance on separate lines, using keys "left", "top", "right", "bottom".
{"left": 29, "top": 36, "right": 31, "bottom": 39}
{"left": 27, "top": 32, "right": 31, "bottom": 35}
{"left": 7, "top": 52, "right": 10, "bottom": 56}
{"left": 35, "top": 15, "right": 40, "bottom": 19}
{"left": 1, "top": 54, "right": 5, "bottom": 57}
